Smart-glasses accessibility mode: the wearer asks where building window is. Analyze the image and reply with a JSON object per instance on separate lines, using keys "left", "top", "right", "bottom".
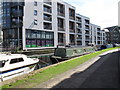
{"left": 57, "top": 3, "right": 65, "bottom": 17}
{"left": 34, "top": 10, "right": 37, "bottom": 16}
{"left": 44, "top": 22, "right": 52, "bottom": 30}
{"left": 58, "top": 18, "right": 64, "bottom": 31}
{"left": 26, "top": 30, "right": 54, "bottom": 47}
{"left": 34, "top": 1, "right": 37, "bottom": 6}
{"left": 34, "top": 19, "right": 38, "bottom": 25}
{"left": 69, "top": 8, "right": 75, "bottom": 20}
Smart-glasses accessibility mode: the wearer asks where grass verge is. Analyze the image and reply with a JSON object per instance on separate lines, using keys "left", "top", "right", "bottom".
{"left": 2, "top": 47, "right": 120, "bottom": 88}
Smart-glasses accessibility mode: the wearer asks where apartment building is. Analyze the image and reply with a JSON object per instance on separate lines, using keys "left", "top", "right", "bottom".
{"left": 90, "top": 24, "right": 106, "bottom": 45}
{"left": 1, "top": 0, "right": 105, "bottom": 50}
{"left": 105, "top": 26, "right": 120, "bottom": 44}
{"left": 76, "top": 14, "right": 91, "bottom": 46}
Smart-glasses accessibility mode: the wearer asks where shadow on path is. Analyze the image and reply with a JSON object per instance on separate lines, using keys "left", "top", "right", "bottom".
{"left": 51, "top": 51, "right": 120, "bottom": 89}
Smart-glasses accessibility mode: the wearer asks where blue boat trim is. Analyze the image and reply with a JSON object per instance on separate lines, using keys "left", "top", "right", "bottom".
{"left": 0, "top": 63, "right": 37, "bottom": 75}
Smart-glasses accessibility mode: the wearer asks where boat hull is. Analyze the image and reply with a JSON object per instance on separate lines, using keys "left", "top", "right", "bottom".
{"left": 0, "top": 64, "right": 37, "bottom": 82}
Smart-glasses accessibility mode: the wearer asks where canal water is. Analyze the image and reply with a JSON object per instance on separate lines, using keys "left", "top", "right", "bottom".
{"left": 28, "top": 53, "right": 54, "bottom": 70}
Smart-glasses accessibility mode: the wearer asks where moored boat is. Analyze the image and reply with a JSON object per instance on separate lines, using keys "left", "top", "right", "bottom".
{"left": 50, "top": 46, "right": 96, "bottom": 64}
{"left": 0, "top": 54, "right": 39, "bottom": 82}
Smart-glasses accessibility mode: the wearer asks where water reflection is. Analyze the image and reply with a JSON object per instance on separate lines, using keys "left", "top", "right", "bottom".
{"left": 28, "top": 54, "right": 53, "bottom": 70}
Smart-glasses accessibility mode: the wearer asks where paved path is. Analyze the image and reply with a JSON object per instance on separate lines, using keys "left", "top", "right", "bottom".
{"left": 34, "top": 49, "right": 120, "bottom": 88}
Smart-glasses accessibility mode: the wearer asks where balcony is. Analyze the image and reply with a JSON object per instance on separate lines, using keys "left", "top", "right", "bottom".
{"left": 77, "top": 37, "right": 82, "bottom": 41}
{"left": 44, "top": 17, "right": 52, "bottom": 21}
{"left": 58, "top": 27, "right": 65, "bottom": 31}
{"left": 11, "top": 2, "right": 24, "bottom": 7}
{"left": 44, "top": 5, "right": 52, "bottom": 13}
{"left": 85, "top": 20, "right": 90, "bottom": 25}
{"left": 69, "top": 16, "right": 75, "bottom": 20}
{"left": 85, "top": 33, "right": 90, "bottom": 36}
{"left": 11, "top": 11, "right": 23, "bottom": 17}
{"left": 86, "top": 38, "right": 90, "bottom": 41}
{"left": 97, "top": 37, "right": 101, "bottom": 40}
{"left": 70, "top": 34, "right": 75, "bottom": 45}
{"left": 69, "top": 21, "right": 75, "bottom": 33}
{"left": 77, "top": 41, "right": 82, "bottom": 45}
{"left": 57, "top": 3, "right": 65, "bottom": 17}
{"left": 70, "top": 42, "right": 75, "bottom": 45}
{"left": 44, "top": 2, "right": 52, "bottom": 5}
{"left": 44, "top": 14, "right": 52, "bottom": 21}
{"left": 58, "top": 12, "right": 65, "bottom": 17}
{"left": 11, "top": 20, "right": 23, "bottom": 28}
{"left": 69, "top": 8, "right": 75, "bottom": 20}
{"left": 76, "top": 17, "right": 82, "bottom": 22}
{"left": 58, "top": 33, "right": 66, "bottom": 45}
{"left": 70, "top": 29, "right": 75, "bottom": 33}
{"left": 97, "top": 33, "right": 101, "bottom": 36}
{"left": 77, "top": 30, "right": 82, "bottom": 34}
{"left": 76, "top": 26, "right": 82, "bottom": 29}
{"left": 44, "top": 26, "right": 52, "bottom": 30}
{"left": 44, "top": 23, "right": 52, "bottom": 30}
{"left": 44, "top": 0, "right": 52, "bottom": 5}
{"left": 44, "top": 9, "right": 52, "bottom": 13}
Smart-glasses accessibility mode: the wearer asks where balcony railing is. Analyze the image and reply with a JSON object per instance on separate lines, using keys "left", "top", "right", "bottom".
{"left": 44, "top": 8, "right": 52, "bottom": 13}
{"left": 77, "top": 38, "right": 82, "bottom": 40}
{"left": 70, "top": 42, "right": 75, "bottom": 45}
{"left": 44, "top": 2, "right": 52, "bottom": 5}
{"left": 85, "top": 22, "right": 89, "bottom": 25}
{"left": 76, "top": 18, "right": 82, "bottom": 22}
{"left": 85, "top": 28, "right": 89, "bottom": 30}
{"left": 69, "top": 16, "right": 75, "bottom": 20}
{"left": 76, "top": 26, "right": 82, "bottom": 29}
{"left": 44, "top": 26, "right": 52, "bottom": 30}
{"left": 58, "top": 27, "right": 65, "bottom": 31}
{"left": 77, "top": 31, "right": 82, "bottom": 34}
{"left": 44, "top": 17, "right": 52, "bottom": 21}
{"left": 12, "top": 11, "right": 23, "bottom": 17}
{"left": 58, "top": 12, "right": 65, "bottom": 17}
{"left": 85, "top": 39, "right": 90, "bottom": 41}
{"left": 85, "top": 32, "right": 90, "bottom": 35}
{"left": 70, "top": 29, "right": 75, "bottom": 33}
{"left": 11, "top": 21, "right": 23, "bottom": 28}
{"left": 11, "top": 2, "right": 24, "bottom": 7}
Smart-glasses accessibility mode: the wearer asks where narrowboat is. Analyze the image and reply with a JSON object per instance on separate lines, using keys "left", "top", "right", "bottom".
{"left": 51, "top": 46, "right": 96, "bottom": 63}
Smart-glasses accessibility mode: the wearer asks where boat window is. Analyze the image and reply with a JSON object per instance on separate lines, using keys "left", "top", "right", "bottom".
{"left": 0, "top": 60, "right": 6, "bottom": 68}
{"left": 10, "top": 58, "right": 24, "bottom": 64}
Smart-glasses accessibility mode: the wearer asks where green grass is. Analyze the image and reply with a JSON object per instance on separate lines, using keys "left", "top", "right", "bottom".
{"left": 2, "top": 47, "right": 120, "bottom": 88}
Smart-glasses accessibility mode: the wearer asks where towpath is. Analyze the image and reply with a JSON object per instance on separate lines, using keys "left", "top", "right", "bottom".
{"left": 34, "top": 49, "right": 120, "bottom": 88}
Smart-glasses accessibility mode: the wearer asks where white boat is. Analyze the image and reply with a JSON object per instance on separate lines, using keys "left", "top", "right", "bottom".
{"left": 0, "top": 54, "right": 39, "bottom": 82}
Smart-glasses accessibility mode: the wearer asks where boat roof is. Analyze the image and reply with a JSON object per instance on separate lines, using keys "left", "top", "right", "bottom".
{"left": 0, "top": 54, "right": 26, "bottom": 61}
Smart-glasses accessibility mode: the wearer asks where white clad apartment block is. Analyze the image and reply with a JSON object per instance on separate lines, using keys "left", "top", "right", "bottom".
{"left": 90, "top": 24, "right": 105, "bottom": 45}
{"left": 22, "top": 0, "right": 77, "bottom": 50}
{"left": 1, "top": 0, "right": 105, "bottom": 50}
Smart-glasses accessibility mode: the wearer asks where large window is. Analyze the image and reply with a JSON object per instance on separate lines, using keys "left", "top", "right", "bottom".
{"left": 57, "top": 3, "right": 65, "bottom": 17}
{"left": 69, "top": 8, "right": 75, "bottom": 20}
{"left": 58, "top": 18, "right": 64, "bottom": 31}
{"left": 26, "top": 29, "right": 54, "bottom": 48}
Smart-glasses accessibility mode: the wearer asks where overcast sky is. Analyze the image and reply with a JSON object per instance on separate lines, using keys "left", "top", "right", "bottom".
{"left": 65, "top": 0, "right": 119, "bottom": 29}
